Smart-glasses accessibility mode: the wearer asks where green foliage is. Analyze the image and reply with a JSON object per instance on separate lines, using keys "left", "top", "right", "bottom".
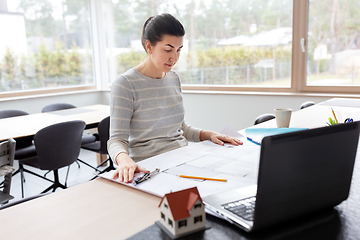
{"left": 1, "top": 47, "right": 16, "bottom": 81}
{"left": 187, "top": 45, "right": 291, "bottom": 68}
{"left": 0, "top": 41, "right": 91, "bottom": 91}
{"left": 116, "top": 50, "right": 146, "bottom": 73}
{"left": 115, "top": 45, "right": 291, "bottom": 70}
{"left": 327, "top": 117, "right": 338, "bottom": 126}
{"left": 1, "top": 40, "right": 293, "bottom": 91}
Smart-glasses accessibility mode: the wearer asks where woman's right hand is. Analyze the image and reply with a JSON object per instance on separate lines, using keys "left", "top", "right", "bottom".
{"left": 112, "top": 152, "right": 149, "bottom": 183}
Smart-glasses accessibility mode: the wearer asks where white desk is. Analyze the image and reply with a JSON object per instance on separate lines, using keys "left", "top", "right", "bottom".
{"left": 0, "top": 104, "right": 110, "bottom": 142}
{"left": 0, "top": 104, "right": 110, "bottom": 164}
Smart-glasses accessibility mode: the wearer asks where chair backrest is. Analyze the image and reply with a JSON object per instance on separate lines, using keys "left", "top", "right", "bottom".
{"left": 42, "top": 103, "right": 76, "bottom": 113}
{"left": 254, "top": 113, "right": 275, "bottom": 125}
{"left": 0, "top": 109, "right": 29, "bottom": 119}
{"left": 0, "top": 138, "right": 16, "bottom": 196}
{"left": 34, "top": 120, "right": 86, "bottom": 170}
{"left": 300, "top": 101, "right": 315, "bottom": 109}
{"left": 98, "top": 116, "right": 110, "bottom": 155}
{"left": 0, "top": 110, "right": 33, "bottom": 149}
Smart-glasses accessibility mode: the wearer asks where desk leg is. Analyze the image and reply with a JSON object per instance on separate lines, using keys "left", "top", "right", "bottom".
{"left": 96, "top": 153, "right": 108, "bottom": 166}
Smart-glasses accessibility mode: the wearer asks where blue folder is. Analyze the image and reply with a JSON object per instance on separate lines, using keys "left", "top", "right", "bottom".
{"left": 245, "top": 128, "right": 308, "bottom": 144}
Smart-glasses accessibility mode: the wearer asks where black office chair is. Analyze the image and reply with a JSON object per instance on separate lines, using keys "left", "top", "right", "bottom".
{"left": 41, "top": 103, "right": 99, "bottom": 171}
{"left": 81, "top": 116, "right": 115, "bottom": 178}
{"left": 42, "top": 103, "right": 98, "bottom": 144}
{"left": 18, "top": 120, "right": 86, "bottom": 197}
{"left": 300, "top": 101, "right": 315, "bottom": 109}
{"left": 254, "top": 113, "right": 276, "bottom": 125}
{"left": 0, "top": 110, "right": 37, "bottom": 179}
{"left": 41, "top": 103, "right": 76, "bottom": 113}
{"left": 0, "top": 138, "right": 16, "bottom": 205}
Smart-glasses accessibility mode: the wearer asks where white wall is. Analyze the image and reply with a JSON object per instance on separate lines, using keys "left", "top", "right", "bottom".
{"left": 1, "top": 90, "right": 331, "bottom": 131}
{"left": 0, "top": 90, "right": 104, "bottom": 114}
{"left": 182, "top": 92, "right": 331, "bottom": 132}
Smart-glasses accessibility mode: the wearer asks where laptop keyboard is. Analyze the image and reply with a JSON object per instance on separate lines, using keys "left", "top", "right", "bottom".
{"left": 222, "top": 196, "right": 256, "bottom": 221}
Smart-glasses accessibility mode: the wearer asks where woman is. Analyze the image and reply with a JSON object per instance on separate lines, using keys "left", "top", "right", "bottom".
{"left": 108, "top": 13, "right": 242, "bottom": 183}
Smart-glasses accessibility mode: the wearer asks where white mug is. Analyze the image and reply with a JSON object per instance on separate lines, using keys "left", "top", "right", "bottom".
{"left": 274, "top": 108, "right": 292, "bottom": 128}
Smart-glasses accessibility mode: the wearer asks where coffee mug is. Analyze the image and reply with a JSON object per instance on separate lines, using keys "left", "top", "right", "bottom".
{"left": 274, "top": 108, "right": 292, "bottom": 128}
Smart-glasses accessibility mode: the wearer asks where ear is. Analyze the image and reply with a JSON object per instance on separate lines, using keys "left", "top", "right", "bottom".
{"left": 145, "top": 40, "right": 152, "bottom": 54}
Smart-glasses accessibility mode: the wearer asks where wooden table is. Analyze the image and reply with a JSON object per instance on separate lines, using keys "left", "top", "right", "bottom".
{"left": 0, "top": 178, "right": 161, "bottom": 239}
{"left": 0, "top": 104, "right": 110, "bottom": 165}
{"left": 1, "top": 98, "right": 360, "bottom": 239}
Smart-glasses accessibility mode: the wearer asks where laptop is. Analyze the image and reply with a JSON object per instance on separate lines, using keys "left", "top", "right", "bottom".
{"left": 203, "top": 121, "right": 360, "bottom": 232}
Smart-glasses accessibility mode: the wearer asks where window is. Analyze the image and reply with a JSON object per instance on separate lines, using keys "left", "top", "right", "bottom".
{"left": 101, "top": 0, "right": 360, "bottom": 94}
{"left": 161, "top": 212, "right": 165, "bottom": 221}
{"left": 168, "top": 218, "right": 173, "bottom": 227}
{"left": 194, "top": 203, "right": 202, "bottom": 209}
{"left": 178, "top": 219, "right": 187, "bottom": 228}
{"left": 306, "top": 0, "right": 360, "bottom": 88}
{"left": 0, "top": 0, "right": 94, "bottom": 96}
{"left": 194, "top": 215, "right": 203, "bottom": 224}
{"left": 164, "top": 203, "right": 168, "bottom": 208}
{"left": 2, "top": 0, "right": 359, "bottom": 97}
{"left": 102, "top": 0, "right": 293, "bottom": 90}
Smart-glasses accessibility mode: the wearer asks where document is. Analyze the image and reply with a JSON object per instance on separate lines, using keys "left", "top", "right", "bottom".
{"left": 99, "top": 140, "right": 260, "bottom": 198}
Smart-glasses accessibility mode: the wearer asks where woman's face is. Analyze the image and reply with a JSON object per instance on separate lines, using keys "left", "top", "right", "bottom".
{"left": 146, "top": 34, "right": 183, "bottom": 75}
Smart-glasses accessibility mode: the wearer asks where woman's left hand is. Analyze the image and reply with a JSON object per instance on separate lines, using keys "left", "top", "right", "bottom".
{"left": 200, "top": 130, "right": 243, "bottom": 146}
{"left": 210, "top": 133, "right": 242, "bottom": 146}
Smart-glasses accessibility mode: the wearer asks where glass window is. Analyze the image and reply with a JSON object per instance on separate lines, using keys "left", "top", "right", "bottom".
{"left": 194, "top": 215, "right": 202, "bottom": 224}
{"left": 0, "top": 0, "right": 94, "bottom": 93}
{"left": 168, "top": 218, "right": 173, "bottom": 227}
{"left": 178, "top": 219, "right": 187, "bottom": 228}
{"left": 102, "top": 0, "right": 293, "bottom": 88}
{"left": 307, "top": 0, "right": 360, "bottom": 86}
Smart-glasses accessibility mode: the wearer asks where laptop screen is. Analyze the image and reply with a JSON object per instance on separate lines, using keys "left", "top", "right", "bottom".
{"left": 253, "top": 122, "right": 360, "bottom": 230}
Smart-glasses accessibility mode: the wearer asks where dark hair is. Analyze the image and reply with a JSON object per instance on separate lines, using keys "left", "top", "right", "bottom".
{"left": 141, "top": 13, "right": 185, "bottom": 52}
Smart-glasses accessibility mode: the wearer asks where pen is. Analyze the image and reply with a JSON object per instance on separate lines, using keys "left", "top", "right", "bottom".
{"left": 179, "top": 175, "right": 227, "bottom": 182}
{"left": 331, "top": 108, "right": 338, "bottom": 124}
{"left": 247, "top": 137, "right": 261, "bottom": 145}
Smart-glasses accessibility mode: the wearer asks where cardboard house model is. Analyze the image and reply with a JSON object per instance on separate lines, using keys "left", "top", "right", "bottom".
{"left": 158, "top": 187, "right": 206, "bottom": 237}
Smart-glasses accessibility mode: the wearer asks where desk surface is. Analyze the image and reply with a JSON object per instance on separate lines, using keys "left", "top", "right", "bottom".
{"left": 1, "top": 99, "right": 360, "bottom": 239}
{"left": 0, "top": 104, "right": 110, "bottom": 141}
{"left": 0, "top": 178, "right": 161, "bottom": 239}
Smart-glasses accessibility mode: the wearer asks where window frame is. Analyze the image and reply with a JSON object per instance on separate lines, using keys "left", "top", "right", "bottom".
{"left": 0, "top": 0, "right": 100, "bottom": 99}
{"left": 182, "top": 0, "right": 360, "bottom": 95}
{"left": 0, "top": 85, "right": 96, "bottom": 99}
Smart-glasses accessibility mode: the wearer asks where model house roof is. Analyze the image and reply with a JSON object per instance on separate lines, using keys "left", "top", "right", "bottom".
{"left": 159, "top": 187, "right": 203, "bottom": 221}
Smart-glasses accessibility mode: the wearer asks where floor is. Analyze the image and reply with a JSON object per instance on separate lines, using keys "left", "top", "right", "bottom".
{"left": 5, "top": 149, "right": 107, "bottom": 203}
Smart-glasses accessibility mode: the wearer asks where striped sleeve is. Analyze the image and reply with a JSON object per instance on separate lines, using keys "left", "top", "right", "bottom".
{"left": 181, "top": 121, "right": 202, "bottom": 142}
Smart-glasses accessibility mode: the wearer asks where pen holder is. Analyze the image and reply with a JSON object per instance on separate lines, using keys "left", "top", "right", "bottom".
{"left": 327, "top": 117, "right": 353, "bottom": 126}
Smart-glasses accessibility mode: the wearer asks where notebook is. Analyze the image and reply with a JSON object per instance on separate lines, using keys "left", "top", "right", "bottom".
{"left": 203, "top": 122, "right": 360, "bottom": 232}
